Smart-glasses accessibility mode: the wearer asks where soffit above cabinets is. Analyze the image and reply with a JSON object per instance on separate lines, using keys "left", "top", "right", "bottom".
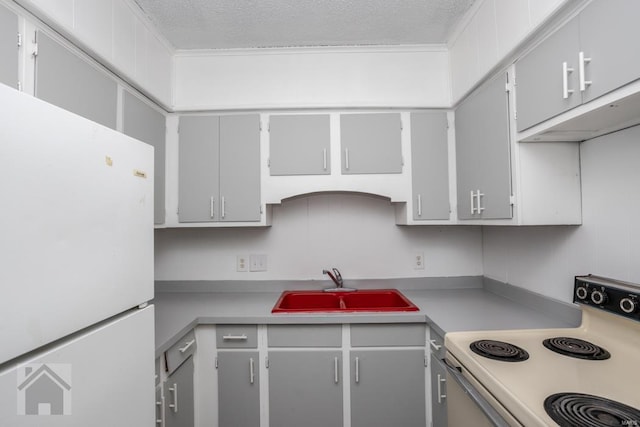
{"left": 131, "top": 0, "right": 476, "bottom": 50}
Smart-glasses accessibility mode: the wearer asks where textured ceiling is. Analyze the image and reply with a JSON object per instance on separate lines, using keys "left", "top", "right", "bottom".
{"left": 133, "top": 0, "right": 476, "bottom": 50}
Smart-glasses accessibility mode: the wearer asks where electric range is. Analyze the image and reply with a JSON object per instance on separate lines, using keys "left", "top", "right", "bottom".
{"left": 444, "top": 275, "right": 640, "bottom": 427}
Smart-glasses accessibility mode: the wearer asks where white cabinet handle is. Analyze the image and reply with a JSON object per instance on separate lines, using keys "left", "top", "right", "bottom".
{"left": 210, "top": 197, "right": 215, "bottom": 219}
{"left": 222, "top": 334, "right": 248, "bottom": 341}
{"left": 470, "top": 190, "right": 476, "bottom": 215}
{"left": 417, "top": 194, "right": 422, "bottom": 217}
{"left": 477, "top": 191, "right": 485, "bottom": 213}
{"left": 221, "top": 196, "right": 226, "bottom": 219}
{"left": 345, "top": 148, "right": 350, "bottom": 170}
{"left": 354, "top": 357, "right": 360, "bottom": 384}
{"left": 334, "top": 357, "right": 339, "bottom": 384}
{"left": 323, "top": 148, "right": 327, "bottom": 170}
{"left": 429, "top": 339, "right": 442, "bottom": 351}
{"left": 437, "top": 374, "right": 446, "bottom": 404}
{"left": 178, "top": 339, "right": 195, "bottom": 354}
{"left": 562, "top": 61, "right": 575, "bottom": 99}
{"left": 168, "top": 383, "right": 178, "bottom": 413}
{"left": 579, "top": 51, "right": 592, "bottom": 91}
{"left": 249, "top": 357, "right": 255, "bottom": 384}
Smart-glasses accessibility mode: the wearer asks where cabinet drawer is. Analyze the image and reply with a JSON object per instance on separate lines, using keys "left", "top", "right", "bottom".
{"left": 165, "top": 330, "right": 197, "bottom": 375}
{"left": 268, "top": 325, "right": 342, "bottom": 347}
{"left": 351, "top": 324, "right": 426, "bottom": 347}
{"left": 429, "top": 329, "right": 445, "bottom": 359}
{"left": 216, "top": 325, "right": 258, "bottom": 348}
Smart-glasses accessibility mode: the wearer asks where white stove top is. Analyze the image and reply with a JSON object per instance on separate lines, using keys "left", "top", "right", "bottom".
{"left": 445, "top": 306, "right": 640, "bottom": 426}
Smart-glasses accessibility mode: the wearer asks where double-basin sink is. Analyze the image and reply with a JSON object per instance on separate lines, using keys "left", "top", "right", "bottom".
{"left": 272, "top": 289, "right": 419, "bottom": 313}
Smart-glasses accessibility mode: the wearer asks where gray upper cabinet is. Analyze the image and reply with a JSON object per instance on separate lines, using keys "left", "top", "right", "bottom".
{"left": 123, "top": 91, "right": 166, "bottom": 224}
{"left": 164, "top": 356, "right": 195, "bottom": 427}
{"left": 0, "top": 4, "right": 18, "bottom": 89}
{"left": 340, "top": 113, "right": 402, "bottom": 174}
{"left": 269, "top": 114, "right": 331, "bottom": 175}
{"left": 516, "top": 0, "right": 640, "bottom": 131}
{"left": 456, "top": 73, "right": 512, "bottom": 220}
{"left": 35, "top": 32, "right": 117, "bottom": 129}
{"left": 351, "top": 350, "right": 426, "bottom": 427}
{"left": 410, "top": 112, "right": 450, "bottom": 220}
{"left": 178, "top": 114, "right": 261, "bottom": 223}
{"left": 217, "top": 351, "right": 260, "bottom": 427}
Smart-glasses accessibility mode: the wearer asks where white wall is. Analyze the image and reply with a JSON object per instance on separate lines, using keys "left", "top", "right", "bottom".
{"left": 155, "top": 193, "right": 483, "bottom": 281}
{"left": 173, "top": 46, "right": 450, "bottom": 110}
{"left": 483, "top": 125, "right": 640, "bottom": 302}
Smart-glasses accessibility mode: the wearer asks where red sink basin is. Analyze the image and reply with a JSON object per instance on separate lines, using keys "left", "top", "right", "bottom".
{"left": 271, "top": 289, "right": 419, "bottom": 313}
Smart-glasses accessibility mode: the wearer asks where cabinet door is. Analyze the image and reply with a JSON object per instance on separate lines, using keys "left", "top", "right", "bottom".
{"left": 410, "top": 112, "right": 449, "bottom": 220}
{"left": 219, "top": 115, "right": 261, "bottom": 222}
{"left": 351, "top": 350, "right": 426, "bottom": 427}
{"left": 579, "top": 0, "right": 640, "bottom": 103}
{"left": 123, "top": 91, "right": 166, "bottom": 224}
{"left": 35, "top": 32, "right": 117, "bottom": 129}
{"left": 217, "top": 352, "right": 260, "bottom": 427}
{"left": 515, "top": 17, "right": 581, "bottom": 131}
{"left": 456, "top": 74, "right": 512, "bottom": 220}
{"left": 268, "top": 351, "right": 343, "bottom": 427}
{"left": 269, "top": 114, "right": 331, "bottom": 175}
{"left": 430, "top": 354, "right": 447, "bottom": 427}
{"left": 164, "top": 356, "right": 195, "bottom": 427}
{"left": 0, "top": 4, "right": 18, "bottom": 88}
{"left": 341, "top": 113, "right": 402, "bottom": 174}
{"left": 178, "top": 115, "right": 220, "bottom": 222}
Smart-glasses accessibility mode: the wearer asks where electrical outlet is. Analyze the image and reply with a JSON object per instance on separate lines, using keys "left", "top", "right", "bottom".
{"left": 237, "top": 255, "right": 248, "bottom": 272}
{"left": 250, "top": 254, "right": 268, "bottom": 272}
{"left": 414, "top": 252, "right": 425, "bottom": 270}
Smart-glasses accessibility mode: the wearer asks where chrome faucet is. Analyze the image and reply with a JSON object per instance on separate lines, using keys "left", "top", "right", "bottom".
{"left": 323, "top": 268, "right": 344, "bottom": 288}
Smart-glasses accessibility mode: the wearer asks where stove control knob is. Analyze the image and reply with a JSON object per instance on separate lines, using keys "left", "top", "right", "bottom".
{"left": 620, "top": 297, "right": 637, "bottom": 314}
{"left": 590, "top": 289, "right": 608, "bottom": 305}
{"left": 575, "top": 286, "right": 589, "bottom": 300}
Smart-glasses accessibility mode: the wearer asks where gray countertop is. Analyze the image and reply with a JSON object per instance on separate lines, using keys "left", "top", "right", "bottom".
{"left": 153, "top": 277, "right": 581, "bottom": 355}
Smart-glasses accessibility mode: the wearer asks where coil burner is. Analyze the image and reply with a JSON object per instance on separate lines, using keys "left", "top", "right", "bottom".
{"left": 469, "top": 340, "right": 529, "bottom": 362}
{"left": 543, "top": 337, "right": 611, "bottom": 360}
{"left": 545, "top": 392, "right": 640, "bottom": 427}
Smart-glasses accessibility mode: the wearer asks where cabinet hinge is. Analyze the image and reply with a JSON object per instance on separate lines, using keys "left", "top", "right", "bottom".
{"left": 514, "top": 110, "right": 518, "bottom": 121}
{"left": 510, "top": 195, "right": 516, "bottom": 206}
{"left": 32, "top": 42, "right": 38, "bottom": 57}
{"left": 215, "top": 357, "right": 218, "bottom": 369}
{"left": 424, "top": 355, "right": 428, "bottom": 367}
{"left": 17, "top": 32, "right": 22, "bottom": 48}
{"left": 265, "top": 356, "right": 269, "bottom": 369}
{"left": 17, "top": 81, "right": 22, "bottom": 91}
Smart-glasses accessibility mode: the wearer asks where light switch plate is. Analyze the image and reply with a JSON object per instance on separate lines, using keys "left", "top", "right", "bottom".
{"left": 250, "top": 254, "right": 267, "bottom": 272}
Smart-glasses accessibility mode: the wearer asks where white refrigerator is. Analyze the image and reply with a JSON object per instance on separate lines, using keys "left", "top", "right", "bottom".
{"left": 0, "top": 84, "right": 156, "bottom": 425}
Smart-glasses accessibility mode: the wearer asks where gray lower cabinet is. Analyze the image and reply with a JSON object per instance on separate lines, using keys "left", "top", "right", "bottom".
{"left": 164, "top": 356, "right": 195, "bottom": 427}
{"left": 350, "top": 350, "right": 426, "bottom": 427}
{"left": 516, "top": 0, "right": 640, "bottom": 131}
{"left": 410, "top": 112, "right": 450, "bottom": 220}
{"left": 268, "top": 351, "right": 344, "bottom": 427}
{"left": 456, "top": 73, "right": 512, "bottom": 220}
{"left": 123, "top": 91, "right": 166, "bottom": 224}
{"left": 217, "top": 351, "right": 260, "bottom": 427}
{"left": 178, "top": 114, "right": 261, "bottom": 223}
{"left": 340, "top": 113, "right": 403, "bottom": 174}
{"left": 0, "top": 3, "right": 18, "bottom": 89}
{"left": 430, "top": 354, "right": 448, "bottom": 427}
{"left": 269, "top": 114, "right": 331, "bottom": 175}
{"left": 35, "top": 31, "right": 117, "bottom": 129}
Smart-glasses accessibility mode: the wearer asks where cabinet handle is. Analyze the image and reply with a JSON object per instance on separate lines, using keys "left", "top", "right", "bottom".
{"left": 579, "top": 51, "right": 592, "bottom": 92}
{"left": 354, "top": 357, "right": 360, "bottom": 384}
{"left": 249, "top": 357, "right": 255, "bottom": 384}
{"left": 477, "top": 191, "right": 485, "bottom": 213}
{"left": 210, "top": 197, "right": 215, "bottom": 219}
{"left": 178, "top": 339, "right": 195, "bottom": 354}
{"left": 417, "top": 194, "right": 422, "bottom": 217}
{"left": 323, "top": 148, "right": 327, "bottom": 170}
{"left": 345, "top": 148, "right": 350, "bottom": 170}
{"left": 168, "top": 383, "right": 178, "bottom": 413}
{"left": 429, "top": 339, "right": 442, "bottom": 351}
{"left": 334, "top": 357, "right": 339, "bottom": 384}
{"left": 470, "top": 190, "right": 477, "bottom": 215}
{"left": 222, "top": 334, "right": 248, "bottom": 341}
{"left": 562, "top": 61, "right": 575, "bottom": 99}
{"left": 221, "top": 196, "right": 226, "bottom": 219}
{"left": 437, "top": 374, "right": 446, "bottom": 404}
